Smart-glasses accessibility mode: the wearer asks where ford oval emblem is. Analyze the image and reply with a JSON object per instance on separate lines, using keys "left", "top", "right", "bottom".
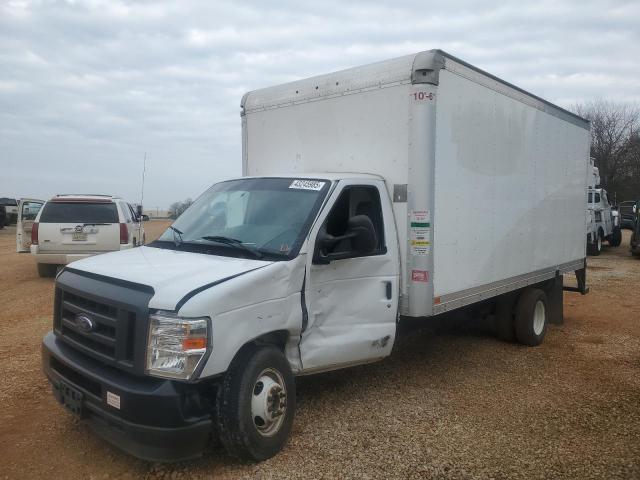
{"left": 74, "top": 314, "right": 95, "bottom": 333}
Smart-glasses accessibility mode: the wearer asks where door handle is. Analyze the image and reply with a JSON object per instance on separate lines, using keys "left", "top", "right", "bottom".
{"left": 385, "top": 281, "right": 392, "bottom": 300}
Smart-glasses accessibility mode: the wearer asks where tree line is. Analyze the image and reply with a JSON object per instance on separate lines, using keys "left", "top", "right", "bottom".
{"left": 573, "top": 100, "right": 640, "bottom": 202}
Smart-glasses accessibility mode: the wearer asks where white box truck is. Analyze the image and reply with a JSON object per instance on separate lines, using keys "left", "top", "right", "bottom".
{"left": 42, "top": 50, "right": 590, "bottom": 462}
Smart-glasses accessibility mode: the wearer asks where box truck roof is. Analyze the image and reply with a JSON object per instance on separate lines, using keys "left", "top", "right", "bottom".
{"left": 242, "top": 49, "right": 589, "bottom": 130}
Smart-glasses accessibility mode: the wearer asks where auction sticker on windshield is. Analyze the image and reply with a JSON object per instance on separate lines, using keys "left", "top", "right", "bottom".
{"left": 289, "top": 179, "right": 325, "bottom": 191}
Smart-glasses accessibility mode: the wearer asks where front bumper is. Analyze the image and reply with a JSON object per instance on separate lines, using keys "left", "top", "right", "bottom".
{"left": 42, "top": 332, "right": 213, "bottom": 462}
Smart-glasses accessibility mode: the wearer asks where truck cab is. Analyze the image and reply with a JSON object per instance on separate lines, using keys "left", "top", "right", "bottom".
{"left": 42, "top": 174, "right": 399, "bottom": 461}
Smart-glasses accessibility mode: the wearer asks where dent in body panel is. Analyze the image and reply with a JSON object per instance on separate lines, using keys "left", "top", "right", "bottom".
{"left": 178, "top": 255, "right": 308, "bottom": 377}
{"left": 300, "top": 259, "right": 397, "bottom": 371}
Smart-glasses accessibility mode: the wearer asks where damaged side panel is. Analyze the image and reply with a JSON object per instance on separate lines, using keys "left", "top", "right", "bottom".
{"left": 179, "top": 255, "right": 307, "bottom": 376}
{"left": 299, "top": 267, "right": 397, "bottom": 372}
{"left": 298, "top": 178, "right": 400, "bottom": 373}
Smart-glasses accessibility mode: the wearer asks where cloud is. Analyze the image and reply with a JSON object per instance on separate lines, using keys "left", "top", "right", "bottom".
{"left": 1, "top": 0, "right": 638, "bottom": 207}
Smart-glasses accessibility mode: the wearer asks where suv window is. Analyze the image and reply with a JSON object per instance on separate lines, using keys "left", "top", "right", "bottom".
{"left": 321, "top": 185, "right": 386, "bottom": 258}
{"left": 40, "top": 202, "right": 119, "bottom": 223}
{"left": 128, "top": 204, "right": 140, "bottom": 222}
{"left": 120, "top": 202, "right": 132, "bottom": 223}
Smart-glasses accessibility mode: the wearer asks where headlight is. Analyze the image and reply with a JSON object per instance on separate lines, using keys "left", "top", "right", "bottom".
{"left": 146, "top": 311, "right": 210, "bottom": 380}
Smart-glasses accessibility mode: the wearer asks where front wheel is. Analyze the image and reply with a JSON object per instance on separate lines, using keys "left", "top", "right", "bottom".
{"left": 588, "top": 232, "right": 602, "bottom": 256}
{"left": 215, "top": 345, "right": 295, "bottom": 462}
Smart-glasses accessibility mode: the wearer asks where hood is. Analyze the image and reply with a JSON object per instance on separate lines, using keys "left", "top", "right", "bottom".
{"left": 66, "top": 246, "right": 272, "bottom": 310}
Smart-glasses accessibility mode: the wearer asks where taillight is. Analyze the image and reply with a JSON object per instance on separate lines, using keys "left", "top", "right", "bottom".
{"left": 120, "top": 223, "right": 128, "bottom": 244}
{"left": 31, "top": 222, "right": 39, "bottom": 245}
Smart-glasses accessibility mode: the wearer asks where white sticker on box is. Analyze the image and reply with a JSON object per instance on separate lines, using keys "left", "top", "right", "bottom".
{"left": 106, "top": 391, "right": 121, "bottom": 410}
{"left": 289, "top": 179, "right": 325, "bottom": 191}
{"left": 410, "top": 209, "right": 431, "bottom": 256}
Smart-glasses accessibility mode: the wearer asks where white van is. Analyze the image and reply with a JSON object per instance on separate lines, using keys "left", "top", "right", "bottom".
{"left": 26, "top": 194, "right": 144, "bottom": 277}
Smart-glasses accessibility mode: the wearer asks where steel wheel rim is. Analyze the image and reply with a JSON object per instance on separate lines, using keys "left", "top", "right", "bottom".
{"left": 597, "top": 235, "right": 602, "bottom": 251}
{"left": 251, "top": 368, "right": 287, "bottom": 437}
{"left": 533, "top": 300, "right": 546, "bottom": 336}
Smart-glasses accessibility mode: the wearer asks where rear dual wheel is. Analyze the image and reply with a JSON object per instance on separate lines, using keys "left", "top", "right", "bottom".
{"left": 495, "top": 288, "right": 548, "bottom": 346}
{"left": 514, "top": 288, "right": 548, "bottom": 346}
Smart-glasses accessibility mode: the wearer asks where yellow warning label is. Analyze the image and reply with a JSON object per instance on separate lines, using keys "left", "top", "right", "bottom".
{"left": 410, "top": 240, "right": 431, "bottom": 246}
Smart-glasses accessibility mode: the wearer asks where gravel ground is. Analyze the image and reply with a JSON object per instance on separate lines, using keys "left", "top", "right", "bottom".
{"left": 0, "top": 222, "right": 639, "bottom": 479}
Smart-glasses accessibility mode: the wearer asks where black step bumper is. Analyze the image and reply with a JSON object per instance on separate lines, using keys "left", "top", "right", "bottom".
{"left": 42, "top": 332, "right": 213, "bottom": 462}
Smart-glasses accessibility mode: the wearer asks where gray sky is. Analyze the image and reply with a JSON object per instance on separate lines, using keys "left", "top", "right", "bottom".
{"left": 2, "top": 0, "right": 639, "bottom": 209}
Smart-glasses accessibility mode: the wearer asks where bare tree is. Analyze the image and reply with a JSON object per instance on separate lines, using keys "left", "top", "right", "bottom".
{"left": 573, "top": 100, "right": 640, "bottom": 200}
{"left": 169, "top": 198, "right": 193, "bottom": 219}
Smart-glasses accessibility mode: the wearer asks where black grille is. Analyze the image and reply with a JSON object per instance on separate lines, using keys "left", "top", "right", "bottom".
{"left": 57, "top": 290, "right": 135, "bottom": 366}
{"left": 53, "top": 268, "right": 154, "bottom": 375}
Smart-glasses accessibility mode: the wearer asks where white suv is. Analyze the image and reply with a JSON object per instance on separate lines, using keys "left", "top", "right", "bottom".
{"left": 24, "top": 195, "right": 145, "bottom": 277}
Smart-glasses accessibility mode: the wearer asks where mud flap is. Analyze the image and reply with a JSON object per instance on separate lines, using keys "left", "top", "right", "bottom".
{"left": 546, "top": 275, "right": 563, "bottom": 325}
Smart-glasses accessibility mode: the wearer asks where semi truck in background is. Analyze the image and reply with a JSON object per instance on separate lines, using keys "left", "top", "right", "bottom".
{"left": 42, "top": 50, "right": 591, "bottom": 462}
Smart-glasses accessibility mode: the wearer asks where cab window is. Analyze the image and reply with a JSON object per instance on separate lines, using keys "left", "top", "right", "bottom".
{"left": 320, "top": 185, "right": 386, "bottom": 258}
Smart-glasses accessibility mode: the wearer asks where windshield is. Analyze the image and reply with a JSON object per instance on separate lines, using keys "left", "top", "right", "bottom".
{"left": 153, "top": 177, "right": 331, "bottom": 260}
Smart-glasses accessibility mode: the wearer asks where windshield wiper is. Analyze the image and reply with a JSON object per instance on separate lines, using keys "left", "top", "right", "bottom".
{"left": 200, "top": 235, "right": 263, "bottom": 259}
{"left": 169, "top": 226, "right": 183, "bottom": 247}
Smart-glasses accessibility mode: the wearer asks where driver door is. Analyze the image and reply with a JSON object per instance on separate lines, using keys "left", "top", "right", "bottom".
{"left": 299, "top": 179, "right": 399, "bottom": 372}
{"left": 17, "top": 198, "right": 44, "bottom": 252}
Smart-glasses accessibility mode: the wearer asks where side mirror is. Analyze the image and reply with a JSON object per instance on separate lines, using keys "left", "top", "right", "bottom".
{"left": 136, "top": 205, "right": 143, "bottom": 217}
{"left": 313, "top": 215, "right": 377, "bottom": 264}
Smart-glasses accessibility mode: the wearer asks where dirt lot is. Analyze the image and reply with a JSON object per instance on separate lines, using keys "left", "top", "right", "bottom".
{"left": 1, "top": 221, "right": 639, "bottom": 479}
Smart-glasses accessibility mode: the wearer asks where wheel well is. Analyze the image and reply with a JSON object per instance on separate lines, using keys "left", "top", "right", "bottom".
{"left": 239, "top": 330, "right": 289, "bottom": 354}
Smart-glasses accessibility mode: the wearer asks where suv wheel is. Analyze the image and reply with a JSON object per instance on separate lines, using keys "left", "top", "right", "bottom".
{"left": 216, "top": 345, "right": 295, "bottom": 462}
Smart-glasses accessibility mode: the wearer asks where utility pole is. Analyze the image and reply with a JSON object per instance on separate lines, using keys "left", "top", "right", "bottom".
{"left": 140, "top": 153, "right": 146, "bottom": 240}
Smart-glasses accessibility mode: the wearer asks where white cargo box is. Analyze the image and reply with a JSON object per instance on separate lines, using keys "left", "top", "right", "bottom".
{"left": 242, "top": 50, "right": 590, "bottom": 317}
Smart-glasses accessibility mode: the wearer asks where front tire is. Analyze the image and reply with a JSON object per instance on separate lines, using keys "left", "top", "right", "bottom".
{"left": 216, "top": 345, "right": 295, "bottom": 462}
{"left": 514, "top": 288, "right": 548, "bottom": 346}
{"left": 588, "top": 232, "right": 603, "bottom": 256}
{"left": 37, "top": 263, "right": 57, "bottom": 278}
